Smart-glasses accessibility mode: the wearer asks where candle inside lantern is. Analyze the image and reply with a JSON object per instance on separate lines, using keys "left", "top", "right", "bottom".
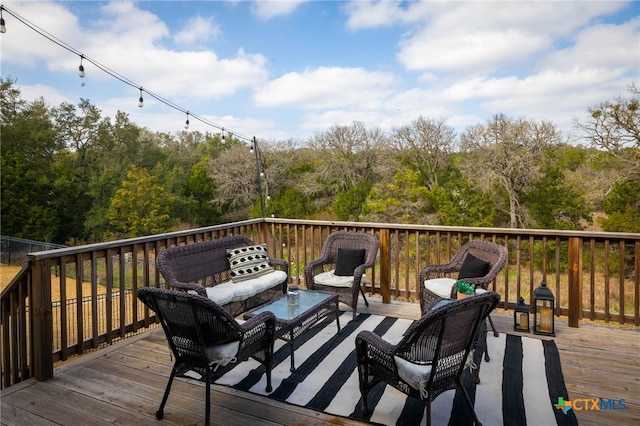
{"left": 540, "top": 307, "right": 553, "bottom": 332}
{"left": 519, "top": 312, "right": 528, "bottom": 329}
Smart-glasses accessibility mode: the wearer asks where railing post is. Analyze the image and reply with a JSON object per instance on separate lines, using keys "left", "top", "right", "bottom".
{"left": 568, "top": 237, "right": 582, "bottom": 328}
{"left": 31, "top": 258, "right": 54, "bottom": 381}
{"left": 379, "top": 229, "right": 390, "bottom": 303}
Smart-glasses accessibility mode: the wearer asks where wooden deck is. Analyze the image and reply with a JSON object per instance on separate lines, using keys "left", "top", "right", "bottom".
{"left": 2, "top": 298, "right": 638, "bottom": 426}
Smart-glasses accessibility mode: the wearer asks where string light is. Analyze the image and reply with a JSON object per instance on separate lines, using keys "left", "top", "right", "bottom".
{"left": 78, "top": 55, "right": 85, "bottom": 78}
{"left": 138, "top": 88, "right": 143, "bottom": 108}
{"left": 0, "top": 7, "right": 7, "bottom": 34}
{"left": 184, "top": 112, "right": 190, "bottom": 129}
{"left": 0, "top": 4, "right": 260, "bottom": 144}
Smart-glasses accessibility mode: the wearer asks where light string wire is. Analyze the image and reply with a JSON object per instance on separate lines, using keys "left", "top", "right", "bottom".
{"left": 0, "top": 4, "right": 257, "bottom": 144}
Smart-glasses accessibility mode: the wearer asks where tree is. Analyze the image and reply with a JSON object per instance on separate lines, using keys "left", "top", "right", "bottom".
{"left": 362, "top": 169, "right": 433, "bottom": 224}
{"left": 307, "top": 121, "right": 386, "bottom": 217}
{"left": 597, "top": 180, "right": 640, "bottom": 232}
{"left": 106, "top": 166, "right": 173, "bottom": 238}
{"left": 524, "top": 165, "right": 591, "bottom": 230}
{"left": 0, "top": 79, "right": 61, "bottom": 240}
{"left": 390, "top": 116, "right": 456, "bottom": 190}
{"left": 208, "top": 144, "right": 259, "bottom": 221}
{"left": 460, "top": 114, "right": 562, "bottom": 228}
{"left": 184, "top": 156, "right": 220, "bottom": 225}
{"left": 574, "top": 84, "right": 640, "bottom": 232}
{"left": 574, "top": 83, "right": 640, "bottom": 179}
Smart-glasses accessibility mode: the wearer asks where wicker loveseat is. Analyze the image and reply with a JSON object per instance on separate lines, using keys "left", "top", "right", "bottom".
{"left": 156, "top": 235, "right": 289, "bottom": 317}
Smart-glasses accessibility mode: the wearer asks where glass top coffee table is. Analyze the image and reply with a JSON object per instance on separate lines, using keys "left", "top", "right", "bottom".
{"left": 244, "top": 289, "right": 340, "bottom": 372}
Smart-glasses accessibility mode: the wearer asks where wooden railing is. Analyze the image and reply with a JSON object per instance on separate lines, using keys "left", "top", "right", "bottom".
{"left": 2, "top": 218, "right": 638, "bottom": 389}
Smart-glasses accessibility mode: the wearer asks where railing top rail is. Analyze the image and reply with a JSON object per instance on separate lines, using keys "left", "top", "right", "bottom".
{"left": 26, "top": 219, "right": 264, "bottom": 260}
{"left": 21, "top": 218, "right": 640, "bottom": 262}
{"left": 0, "top": 265, "right": 29, "bottom": 299}
{"left": 264, "top": 218, "right": 640, "bottom": 240}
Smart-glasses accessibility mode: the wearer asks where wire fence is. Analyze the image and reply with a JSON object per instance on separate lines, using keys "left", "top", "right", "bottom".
{"left": 1, "top": 235, "right": 67, "bottom": 266}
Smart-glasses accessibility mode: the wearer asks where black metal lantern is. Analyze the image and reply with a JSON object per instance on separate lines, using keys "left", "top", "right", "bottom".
{"left": 533, "top": 281, "right": 555, "bottom": 336}
{"left": 514, "top": 296, "right": 530, "bottom": 332}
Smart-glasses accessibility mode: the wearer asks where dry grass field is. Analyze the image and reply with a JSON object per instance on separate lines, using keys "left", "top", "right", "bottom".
{"left": 1, "top": 263, "right": 105, "bottom": 301}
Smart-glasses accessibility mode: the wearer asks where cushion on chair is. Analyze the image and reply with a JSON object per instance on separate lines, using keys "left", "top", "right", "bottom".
{"left": 335, "top": 248, "right": 366, "bottom": 276}
{"left": 314, "top": 269, "right": 365, "bottom": 288}
{"left": 424, "top": 277, "right": 457, "bottom": 299}
{"left": 205, "top": 270, "right": 287, "bottom": 304}
{"left": 227, "top": 244, "right": 275, "bottom": 282}
{"left": 205, "top": 341, "right": 240, "bottom": 371}
{"left": 394, "top": 356, "right": 433, "bottom": 399}
{"left": 457, "top": 253, "right": 490, "bottom": 280}
{"left": 394, "top": 349, "right": 469, "bottom": 399}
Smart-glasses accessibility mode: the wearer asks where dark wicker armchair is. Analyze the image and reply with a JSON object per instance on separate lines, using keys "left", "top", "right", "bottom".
{"left": 419, "top": 241, "right": 508, "bottom": 336}
{"left": 304, "top": 231, "right": 379, "bottom": 320}
{"left": 137, "top": 287, "right": 276, "bottom": 426}
{"left": 356, "top": 291, "right": 500, "bottom": 426}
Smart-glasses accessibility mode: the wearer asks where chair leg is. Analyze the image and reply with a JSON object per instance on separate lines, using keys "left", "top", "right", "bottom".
{"left": 488, "top": 314, "right": 499, "bottom": 337}
{"left": 360, "top": 287, "right": 369, "bottom": 307}
{"left": 458, "top": 378, "right": 483, "bottom": 426}
{"left": 426, "top": 400, "right": 432, "bottom": 426}
{"left": 361, "top": 388, "right": 370, "bottom": 415}
{"left": 156, "top": 367, "right": 177, "bottom": 420}
{"left": 205, "top": 369, "right": 211, "bottom": 426}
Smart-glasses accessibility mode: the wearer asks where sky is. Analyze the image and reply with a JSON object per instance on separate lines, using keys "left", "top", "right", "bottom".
{"left": 1, "top": 0, "right": 638, "bottom": 144}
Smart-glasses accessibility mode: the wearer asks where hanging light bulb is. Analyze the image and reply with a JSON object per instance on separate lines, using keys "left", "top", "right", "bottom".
{"left": 138, "top": 88, "right": 144, "bottom": 108}
{"left": 78, "top": 55, "right": 85, "bottom": 78}
{"left": 184, "top": 113, "right": 190, "bottom": 129}
{"left": 0, "top": 8, "right": 6, "bottom": 34}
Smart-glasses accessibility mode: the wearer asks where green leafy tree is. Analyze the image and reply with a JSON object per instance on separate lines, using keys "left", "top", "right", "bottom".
{"left": 106, "top": 166, "right": 173, "bottom": 238}
{"left": 0, "top": 79, "right": 61, "bottom": 240}
{"left": 430, "top": 181, "right": 496, "bottom": 227}
{"left": 524, "top": 165, "right": 591, "bottom": 230}
{"left": 597, "top": 180, "right": 640, "bottom": 232}
{"left": 333, "top": 180, "right": 373, "bottom": 221}
{"left": 184, "top": 156, "right": 220, "bottom": 225}
{"left": 362, "top": 170, "right": 432, "bottom": 224}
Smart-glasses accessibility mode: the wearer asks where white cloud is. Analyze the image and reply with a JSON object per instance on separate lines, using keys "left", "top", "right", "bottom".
{"left": 343, "top": 0, "right": 408, "bottom": 29}
{"left": 16, "top": 83, "right": 74, "bottom": 106}
{"left": 251, "top": 0, "right": 307, "bottom": 20}
{"left": 253, "top": 66, "right": 396, "bottom": 109}
{"left": 2, "top": 2, "right": 269, "bottom": 102}
{"left": 0, "top": 1, "right": 82, "bottom": 66}
{"left": 542, "top": 18, "right": 640, "bottom": 71}
{"left": 174, "top": 16, "right": 221, "bottom": 45}
{"left": 398, "top": 28, "right": 549, "bottom": 73}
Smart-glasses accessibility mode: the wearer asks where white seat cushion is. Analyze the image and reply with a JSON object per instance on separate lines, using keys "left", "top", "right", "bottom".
{"left": 424, "top": 278, "right": 457, "bottom": 298}
{"left": 394, "top": 349, "right": 468, "bottom": 399}
{"left": 394, "top": 356, "right": 433, "bottom": 399}
{"left": 206, "top": 270, "right": 287, "bottom": 304}
{"left": 205, "top": 341, "right": 240, "bottom": 371}
{"left": 314, "top": 269, "right": 366, "bottom": 288}
{"left": 205, "top": 286, "right": 235, "bottom": 305}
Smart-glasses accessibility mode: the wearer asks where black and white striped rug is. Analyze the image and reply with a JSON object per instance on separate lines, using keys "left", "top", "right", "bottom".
{"left": 213, "top": 312, "right": 578, "bottom": 425}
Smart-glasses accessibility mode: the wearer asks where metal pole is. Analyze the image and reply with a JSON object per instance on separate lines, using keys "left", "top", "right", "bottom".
{"left": 253, "top": 137, "right": 265, "bottom": 218}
